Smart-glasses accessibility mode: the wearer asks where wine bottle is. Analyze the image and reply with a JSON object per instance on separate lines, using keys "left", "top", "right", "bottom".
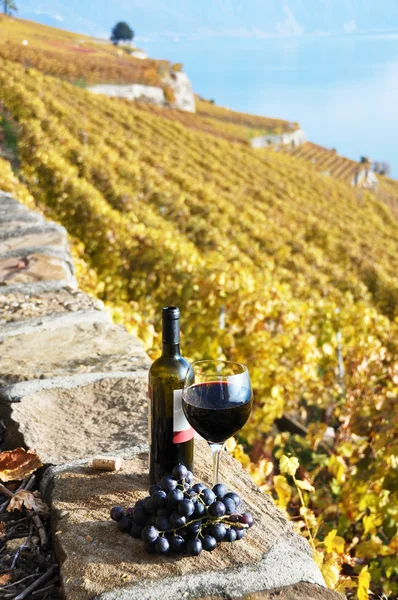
{"left": 148, "top": 306, "right": 194, "bottom": 483}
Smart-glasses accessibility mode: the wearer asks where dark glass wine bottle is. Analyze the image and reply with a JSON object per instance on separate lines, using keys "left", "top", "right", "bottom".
{"left": 148, "top": 306, "right": 194, "bottom": 483}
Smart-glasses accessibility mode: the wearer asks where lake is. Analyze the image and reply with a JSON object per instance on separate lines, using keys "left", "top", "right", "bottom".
{"left": 141, "top": 34, "right": 398, "bottom": 178}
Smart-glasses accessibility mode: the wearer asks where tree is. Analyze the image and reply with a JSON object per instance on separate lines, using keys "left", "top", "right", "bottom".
{"left": 3, "top": 0, "right": 17, "bottom": 15}
{"left": 110, "top": 22, "right": 134, "bottom": 45}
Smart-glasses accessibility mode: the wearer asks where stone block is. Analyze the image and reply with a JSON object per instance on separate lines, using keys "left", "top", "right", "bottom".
{"left": 0, "top": 317, "right": 150, "bottom": 384}
{"left": 45, "top": 440, "right": 329, "bottom": 600}
{"left": 0, "top": 225, "right": 68, "bottom": 253}
{"left": 0, "top": 251, "right": 75, "bottom": 289}
{"left": 2, "top": 375, "right": 148, "bottom": 463}
{"left": 199, "top": 583, "right": 343, "bottom": 599}
{"left": 0, "top": 288, "right": 103, "bottom": 324}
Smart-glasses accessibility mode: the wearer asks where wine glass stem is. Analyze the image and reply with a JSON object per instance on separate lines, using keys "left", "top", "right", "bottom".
{"left": 209, "top": 443, "right": 224, "bottom": 487}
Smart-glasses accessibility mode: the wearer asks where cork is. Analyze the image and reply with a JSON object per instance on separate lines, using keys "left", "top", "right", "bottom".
{"left": 91, "top": 457, "right": 124, "bottom": 472}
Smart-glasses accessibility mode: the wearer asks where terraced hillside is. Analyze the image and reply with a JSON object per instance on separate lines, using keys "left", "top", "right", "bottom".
{"left": 195, "top": 96, "right": 297, "bottom": 141}
{"left": 0, "top": 55, "right": 397, "bottom": 597}
{"left": 378, "top": 175, "right": 398, "bottom": 217}
{"left": 283, "top": 141, "right": 365, "bottom": 185}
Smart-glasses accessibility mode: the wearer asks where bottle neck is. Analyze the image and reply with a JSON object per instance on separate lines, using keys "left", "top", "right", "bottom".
{"left": 162, "top": 341, "right": 181, "bottom": 357}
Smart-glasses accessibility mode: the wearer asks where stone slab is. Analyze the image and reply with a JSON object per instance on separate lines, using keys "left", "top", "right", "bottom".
{"left": 0, "top": 226, "right": 68, "bottom": 253}
{"left": 0, "top": 319, "right": 150, "bottom": 384}
{"left": 0, "top": 214, "right": 46, "bottom": 230}
{"left": 49, "top": 439, "right": 324, "bottom": 600}
{"left": 199, "top": 583, "right": 343, "bottom": 600}
{"left": 0, "top": 309, "right": 110, "bottom": 338}
{"left": 0, "top": 252, "right": 74, "bottom": 288}
{"left": 2, "top": 375, "right": 148, "bottom": 463}
{"left": 0, "top": 288, "right": 103, "bottom": 324}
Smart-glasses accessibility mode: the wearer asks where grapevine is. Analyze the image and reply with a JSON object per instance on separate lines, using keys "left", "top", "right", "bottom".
{"left": 0, "top": 56, "right": 397, "bottom": 598}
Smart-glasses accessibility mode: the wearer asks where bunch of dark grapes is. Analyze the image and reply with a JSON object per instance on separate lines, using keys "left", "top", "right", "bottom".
{"left": 110, "top": 464, "right": 254, "bottom": 556}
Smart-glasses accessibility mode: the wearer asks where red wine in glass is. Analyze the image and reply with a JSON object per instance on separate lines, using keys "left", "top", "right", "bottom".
{"left": 182, "top": 361, "right": 252, "bottom": 486}
{"left": 183, "top": 381, "right": 252, "bottom": 443}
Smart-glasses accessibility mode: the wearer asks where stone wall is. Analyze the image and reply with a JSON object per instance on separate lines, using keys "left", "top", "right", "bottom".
{"left": 251, "top": 129, "right": 306, "bottom": 149}
{"left": 0, "top": 191, "right": 343, "bottom": 600}
{"left": 88, "top": 71, "right": 196, "bottom": 113}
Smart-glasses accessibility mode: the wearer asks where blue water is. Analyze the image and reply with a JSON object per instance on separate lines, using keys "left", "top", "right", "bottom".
{"left": 141, "top": 35, "right": 398, "bottom": 178}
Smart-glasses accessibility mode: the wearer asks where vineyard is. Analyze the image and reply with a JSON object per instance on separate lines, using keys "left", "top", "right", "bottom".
{"left": 195, "top": 96, "right": 296, "bottom": 140}
{"left": 0, "top": 55, "right": 397, "bottom": 598}
{"left": 378, "top": 176, "right": 398, "bottom": 218}
{"left": 284, "top": 142, "right": 364, "bottom": 186}
{"left": 0, "top": 15, "right": 169, "bottom": 86}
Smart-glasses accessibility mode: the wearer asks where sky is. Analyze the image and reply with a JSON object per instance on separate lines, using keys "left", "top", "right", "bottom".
{"left": 14, "top": 1, "right": 398, "bottom": 43}
{"left": 13, "top": 1, "right": 398, "bottom": 176}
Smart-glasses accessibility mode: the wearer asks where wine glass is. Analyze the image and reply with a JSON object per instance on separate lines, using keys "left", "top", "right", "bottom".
{"left": 182, "top": 360, "right": 252, "bottom": 487}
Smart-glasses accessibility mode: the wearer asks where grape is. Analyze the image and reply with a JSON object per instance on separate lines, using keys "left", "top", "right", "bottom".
{"left": 143, "top": 496, "right": 156, "bottom": 515}
{"left": 224, "top": 527, "right": 237, "bottom": 542}
{"left": 134, "top": 499, "right": 145, "bottom": 509}
{"left": 209, "top": 522, "right": 227, "bottom": 541}
{"left": 212, "top": 483, "right": 227, "bottom": 499}
{"left": 125, "top": 506, "right": 135, "bottom": 517}
{"left": 239, "top": 512, "right": 254, "bottom": 528}
{"left": 192, "top": 483, "right": 206, "bottom": 493}
{"left": 141, "top": 525, "right": 159, "bottom": 544}
{"left": 110, "top": 506, "right": 124, "bottom": 522}
{"left": 177, "top": 499, "right": 195, "bottom": 517}
{"left": 222, "top": 497, "right": 236, "bottom": 515}
{"left": 172, "top": 464, "right": 188, "bottom": 481}
{"left": 193, "top": 502, "right": 206, "bottom": 518}
{"left": 117, "top": 516, "right": 132, "bottom": 533}
{"left": 155, "top": 536, "right": 170, "bottom": 554}
{"left": 133, "top": 506, "right": 148, "bottom": 525}
{"left": 208, "top": 501, "right": 226, "bottom": 518}
{"left": 186, "top": 521, "right": 201, "bottom": 536}
{"left": 170, "top": 534, "right": 186, "bottom": 552}
{"left": 170, "top": 512, "right": 186, "bottom": 528}
{"left": 202, "top": 535, "right": 217, "bottom": 552}
{"left": 200, "top": 488, "right": 216, "bottom": 506}
{"left": 178, "top": 526, "right": 188, "bottom": 539}
{"left": 227, "top": 513, "right": 240, "bottom": 523}
{"left": 186, "top": 538, "right": 202, "bottom": 556}
{"left": 168, "top": 489, "right": 184, "bottom": 505}
{"left": 184, "top": 488, "right": 198, "bottom": 501}
{"left": 161, "top": 475, "right": 177, "bottom": 492}
{"left": 130, "top": 522, "right": 143, "bottom": 538}
{"left": 233, "top": 527, "right": 245, "bottom": 540}
{"left": 224, "top": 491, "right": 241, "bottom": 507}
{"left": 149, "top": 483, "right": 162, "bottom": 495}
{"left": 152, "top": 490, "right": 167, "bottom": 509}
{"left": 156, "top": 515, "right": 171, "bottom": 531}
{"left": 185, "top": 471, "right": 194, "bottom": 485}
{"left": 144, "top": 542, "right": 156, "bottom": 554}
{"left": 157, "top": 507, "right": 172, "bottom": 517}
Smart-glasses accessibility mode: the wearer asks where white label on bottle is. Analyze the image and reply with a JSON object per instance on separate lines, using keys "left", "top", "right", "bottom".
{"left": 173, "top": 390, "right": 194, "bottom": 444}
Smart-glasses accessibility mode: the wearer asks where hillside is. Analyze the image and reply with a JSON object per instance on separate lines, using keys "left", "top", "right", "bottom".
{"left": 0, "top": 16, "right": 295, "bottom": 140}
{"left": 0, "top": 39, "right": 397, "bottom": 597}
{"left": 0, "top": 14, "right": 169, "bottom": 86}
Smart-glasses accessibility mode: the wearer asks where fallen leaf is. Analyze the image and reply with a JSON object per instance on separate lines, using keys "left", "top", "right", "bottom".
{"left": 7, "top": 490, "right": 49, "bottom": 516}
{"left": 0, "top": 522, "right": 5, "bottom": 534}
{"left": 0, "top": 573, "right": 12, "bottom": 585}
{"left": 0, "top": 448, "right": 42, "bottom": 482}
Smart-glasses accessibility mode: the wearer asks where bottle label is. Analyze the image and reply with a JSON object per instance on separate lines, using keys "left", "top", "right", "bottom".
{"left": 173, "top": 390, "right": 194, "bottom": 443}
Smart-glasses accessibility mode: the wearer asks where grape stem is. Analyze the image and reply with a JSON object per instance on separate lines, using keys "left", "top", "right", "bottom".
{"left": 161, "top": 515, "right": 249, "bottom": 535}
